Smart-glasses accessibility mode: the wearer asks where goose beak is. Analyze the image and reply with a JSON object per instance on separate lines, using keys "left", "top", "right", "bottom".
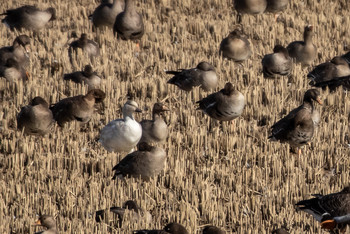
{"left": 316, "top": 97, "right": 323, "bottom": 105}
{"left": 162, "top": 105, "right": 170, "bottom": 111}
{"left": 135, "top": 108, "right": 142, "bottom": 113}
{"left": 25, "top": 71, "right": 30, "bottom": 81}
{"left": 33, "top": 219, "right": 41, "bottom": 226}
{"left": 25, "top": 45, "right": 30, "bottom": 53}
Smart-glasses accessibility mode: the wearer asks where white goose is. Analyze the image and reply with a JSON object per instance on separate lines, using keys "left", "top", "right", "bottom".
{"left": 99, "top": 100, "right": 142, "bottom": 153}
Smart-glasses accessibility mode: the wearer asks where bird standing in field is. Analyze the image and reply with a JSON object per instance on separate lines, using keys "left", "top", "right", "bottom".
{"left": 1, "top": 5, "right": 56, "bottom": 31}
{"left": 269, "top": 89, "right": 322, "bottom": 155}
{"left": 220, "top": 29, "right": 252, "bottom": 62}
{"left": 203, "top": 225, "right": 226, "bottom": 234}
{"left": 296, "top": 187, "right": 350, "bottom": 232}
{"left": 112, "top": 142, "right": 166, "bottom": 181}
{"left": 140, "top": 102, "right": 169, "bottom": 144}
{"left": 68, "top": 33, "right": 100, "bottom": 64}
{"left": 33, "top": 215, "right": 58, "bottom": 234}
{"left": 99, "top": 100, "right": 142, "bottom": 153}
{"left": 166, "top": 62, "right": 218, "bottom": 91}
{"left": 90, "top": 0, "right": 125, "bottom": 29}
{"left": 262, "top": 45, "right": 292, "bottom": 78}
{"left": 64, "top": 65, "right": 101, "bottom": 90}
{"left": 0, "top": 58, "right": 28, "bottom": 82}
{"left": 287, "top": 25, "right": 317, "bottom": 66}
{"left": 0, "top": 35, "right": 30, "bottom": 67}
{"left": 196, "top": 82, "right": 245, "bottom": 122}
{"left": 50, "top": 89, "right": 106, "bottom": 127}
{"left": 17, "top": 97, "right": 54, "bottom": 136}
{"left": 113, "top": 0, "right": 144, "bottom": 40}
{"left": 134, "top": 222, "right": 189, "bottom": 234}
{"left": 234, "top": 0, "right": 267, "bottom": 14}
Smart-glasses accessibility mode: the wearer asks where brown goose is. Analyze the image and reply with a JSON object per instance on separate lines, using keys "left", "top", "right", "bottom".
{"left": 296, "top": 187, "right": 350, "bottom": 232}
{"left": 0, "top": 58, "right": 28, "bottom": 82}
{"left": 63, "top": 65, "right": 101, "bottom": 90}
{"left": 0, "top": 35, "right": 30, "bottom": 67}
{"left": 203, "top": 225, "right": 226, "bottom": 234}
{"left": 112, "top": 142, "right": 166, "bottom": 181}
{"left": 269, "top": 89, "right": 322, "bottom": 154}
{"left": 287, "top": 25, "right": 317, "bottom": 66}
{"left": 17, "top": 97, "right": 54, "bottom": 136}
{"left": 220, "top": 29, "right": 252, "bottom": 62}
{"left": 308, "top": 56, "right": 350, "bottom": 90}
{"left": 166, "top": 62, "right": 218, "bottom": 91}
{"left": 113, "top": 0, "right": 144, "bottom": 40}
{"left": 134, "top": 223, "right": 189, "bottom": 234}
{"left": 33, "top": 215, "right": 58, "bottom": 234}
{"left": 272, "top": 228, "right": 289, "bottom": 234}
{"left": 265, "top": 0, "right": 289, "bottom": 13}
{"left": 96, "top": 200, "right": 152, "bottom": 226}
{"left": 140, "top": 103, "right": 169, "bottom": 144}
{"left": 90, "top": 0, "right": 125, "bottom": 29}
{"left": 68, "top": 33, "right": 100, "bottom": 63}
{"left": 234, "top": 0, "right": 267, "bottom": 14}
{"left": 1, "top": 5, "right": 56, "bottom": 31}
{"left": 50, "top": 89, "right": 105, "bottom": 127}
{"left": 262, "top": 45, "right": 292, "bottom": 78}
{"left": 196, "top": 82, "right": 245, "bottom": 122}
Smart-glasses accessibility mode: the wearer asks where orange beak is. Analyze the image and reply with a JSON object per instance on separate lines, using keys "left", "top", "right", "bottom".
{"left": 316, "top": 97, "right": 323, "bottom": 105}
{"left": 25, "top": 71, "right": 30, "bottom": 81}
{"left": 33, "top": 219, "right": 41, "bottom": 226}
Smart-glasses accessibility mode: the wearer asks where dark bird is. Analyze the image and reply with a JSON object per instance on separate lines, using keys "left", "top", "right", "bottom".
{"left": 287, "top": 25, "right": 317, "bottom": 66}
{"left": 1, "top": 5, "right": 56, "bottom": 31}
{"left": 203, "top": 225, "right": 226, "bottom": 234}
{"left": 262, "top": 45, "right": 292, "bottom": 78}
{"left": 308, "top": 56, "right": 350, "bottom": 90}
{"left": 64, "top": 65, "right": 101, "bottom": 90}
{"left": 196, "top": 82, "right": 245, "bottom": 121}
{"left": 17, "top": 97, "right": 54, "bottom": 136}
{"left": 134, "top": 223, "right": 189, "bottom": 234}
{"left": 0, "top": 58, "right": 28, "bottom": 82}
{"left": 112, "top": 142, "right": 166, "bottom": 181}
{"left": 234, "top": 0, "right": 267, "bottom": 14}
{"left": 220, "top": 29, "right": 252, "bottom": 62}
{"left": 140, "top": 102, "right": 169, "bottom": 144}
{"left": 296, "top": 187, "right": 350, "bottom": 232}
{"left": 50, "top": 89, "right": 105, "bottom": 127}
{"left": 271, "top": 228, "right": 289, "bottom": 234}
{"left": 269, "top": 89, "right": 322, "bottom": 154}
{"left": 90, "top": 0, "right": 125, "bottom": 29}
{"left": 68, "top": 33, "right": 100, "bottom": 64}
{"left": 95, "top": 200, "right": 152, "bottom": 227}
{"left": 33, "top": 215, "right": 58, "bottom": 234}
{"left": 0, "top": 35, "right": 30, "bottom": 67}
{"left": 113, "top": 0, "right": 144, "bottom": 40}
{"left": 166, "top": 62, "right": 218, "bottom": 91}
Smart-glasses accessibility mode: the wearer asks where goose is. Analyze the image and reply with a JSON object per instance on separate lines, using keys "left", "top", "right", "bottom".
{"left": 140, "top": 103, "right": 169, "bottom": 144}
{"left": 269, "top": 89, "right": 322, "bottom": 154}
{"left": 166, "top": 62, "right": 218, "bottom": 91}
{"left": 308, "top": 56, "right": 350, "bottom": 89}
{"left": 234, "top": 0, "right": 267, "bottom": 14}
{"left": 203, "top": 225, "right": 226, "bottom": 234}
{"left": 1, "top": 5, "right": 56, "bottom": 31}
{"left": 0, "top": 35, "right": 30, "bottom": 67}
{"left": 33, "top": 215, "right": 58, "bottom": 234}
{"left": 112, "top": 142, "right": 166, "bottom": 181}
{"left": 50, "top": 89, "right": 106, "bottom": 127}
{"left": 265, "top": 0, "right": 289, "bottom": 13}
{"left": 196, "top": 82, "right": 245, "bottom": 122}
{"left": 90, "top": 0, "right": 125, "bottom": 29}
{"left": 262, "top": 45, "right": 292, "bottom": 78}
{"left": 68, "top": 33, "right": 100, "bottom": 63}
{"left": 287, "top": 25, "right": 317, "bottom": 66}
{"left": 95, "top": 200, "right": 152, "bottom": 226}
{"left": 296, "top": 187, "right": 350, "bottom": 232}
{"left": 272, "top": 228, "right": 289, "bottom": 234}
{"left": 220, "top": 29, "right": 252, "bottom": 62}
{"left": 310, "top": 75, "right": 350, "bottom": 91}
{"left": 0, "top": 58, "right": 28, "bottom": 82}
{"left": 17, "top": 96, "right": 54, "bottom": 136}
{"left": 64, "top": 65, "right": 101, "bottom": 90}
{"left": 113, "top": 0, "right": 144, "bottom": 40}
{"left": 99, "top": 100, "right": 142, "bottom": 153}
{"left": 134, "top": 223, "right": 189, "bottom": 234}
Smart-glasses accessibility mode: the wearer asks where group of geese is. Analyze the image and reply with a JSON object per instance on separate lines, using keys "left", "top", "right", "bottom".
{"left": 1, "top": 0, "right": 350, "bottom": 233}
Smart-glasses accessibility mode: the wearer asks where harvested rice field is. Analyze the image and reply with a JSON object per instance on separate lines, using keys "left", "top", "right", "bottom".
{"left": 0, "top": 0, "right": 350, "bottom": 233}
